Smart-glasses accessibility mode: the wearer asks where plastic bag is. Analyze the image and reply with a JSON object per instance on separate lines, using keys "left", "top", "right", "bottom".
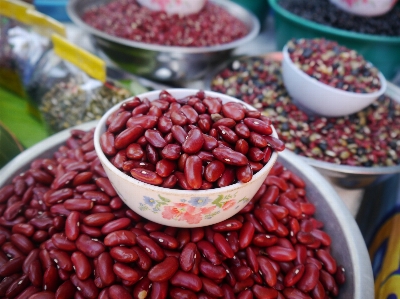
{"left": 0, "top": 1, "right": 65, "bottom": 97}
{"left": 26, "top": 34, "right": 148, "bottom": 134}
{"left": 0, "top": 0, "right": 33, "bottom": 96}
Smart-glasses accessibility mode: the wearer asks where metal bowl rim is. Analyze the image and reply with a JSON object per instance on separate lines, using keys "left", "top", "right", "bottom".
{"left": 66, "top": 0, "right": 260, "bottom": 54}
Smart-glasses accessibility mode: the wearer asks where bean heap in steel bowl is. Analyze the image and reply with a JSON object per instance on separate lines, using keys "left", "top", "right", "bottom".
{"left": 100, "top": 90, "right": 285, "bottom": 189}
{"left": 81, "top": 0, "right": 249, "bottom": 47}
{"left": 287, "top": 38, "right": 381, "bottom": 93}
{"left": 210, "top": 56, "right": 400, "bottom": 167}
{"left": 0, "top": 128, "right": 346, "bottom": 298}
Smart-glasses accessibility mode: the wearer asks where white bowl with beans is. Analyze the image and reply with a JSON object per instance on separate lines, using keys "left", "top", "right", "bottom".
{"left": 282, "top": 42, "right": 387, "bottom": 117}
{"left": 94, "top": 89, "right": 282, "bottom": 227}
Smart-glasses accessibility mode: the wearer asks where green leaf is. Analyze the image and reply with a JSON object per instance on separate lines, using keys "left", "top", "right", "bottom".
{"left": 212, "top": 195, "right": 224, "bottom": 208}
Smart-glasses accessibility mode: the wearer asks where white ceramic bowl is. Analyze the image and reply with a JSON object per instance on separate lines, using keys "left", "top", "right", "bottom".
{"left": 137, "top": 0, "right": 206, "bottom": 16}
{"left": 329, "top": 0, "right": 398, "bottom": 17}
{"left": 281, "top": 45, "right": 387, "bottom": 117}
{"left": 94, "top": 89, "right": 279, "bottom": 228}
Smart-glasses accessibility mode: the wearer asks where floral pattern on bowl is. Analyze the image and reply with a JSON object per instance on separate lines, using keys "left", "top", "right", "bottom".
{"left": 138, "top": 193, "right": 250, "bottom": 225}
{"left": 329, "top": 0, "right": 398, "bottom": 16}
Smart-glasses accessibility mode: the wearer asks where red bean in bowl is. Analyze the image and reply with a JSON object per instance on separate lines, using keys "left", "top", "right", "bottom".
{"left": 99, "top": 90, "right": 285, "bottom": 189}
{"left": 0, "top": 127, "right": 345, "bottom": 298}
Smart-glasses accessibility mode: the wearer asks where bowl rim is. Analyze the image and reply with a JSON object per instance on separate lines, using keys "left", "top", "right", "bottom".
{"left": 67, "top": 0, "right": 261, "bottom": 54}
{"left": 268, "top": 0, "right": 400, "bottom": 43}
{"left": 282, "top": 44, "right": 387, "bottom": 99}
{"left": 93, "top": 88, "right": 280, "bottom": 196}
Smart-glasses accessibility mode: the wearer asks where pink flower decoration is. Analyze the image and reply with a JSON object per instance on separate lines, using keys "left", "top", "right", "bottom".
{"left": 222, "top": 200, "right": 236, "bottom": 211}
{"left": 162, "top": 202, "right": 216, "bottom": 224}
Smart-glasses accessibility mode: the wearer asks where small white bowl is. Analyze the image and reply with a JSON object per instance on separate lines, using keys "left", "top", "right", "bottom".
{"left": 94, "top": 89, "right": 279, "bottom": 228}
{"left": 137, "top": 0, "right": 206, "bottom": 16}
{"left": 329, "top": 0, "right": 398, "bottom": 17}
{"left": 281, "top": 45, "right": 387, "bottom": 117}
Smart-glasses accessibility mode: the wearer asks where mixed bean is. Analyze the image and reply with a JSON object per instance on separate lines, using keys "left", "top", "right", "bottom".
{"left": 287, "top": 38, "right": 381, "bottom": 93}
{"left": 210, "top": 56, "right": 400, "bottom": 167}
{"left": 278, "top": 0, "right": 400, "bottom": 37}
{"left": 40, "top": 80, "right": 133, "bottom": 134}
{"left": 82, "top": 0, "right": 248, "bottom": 47}
{"left": 100, "top": 90, "right": 285, "bottom": 188}
{"left": 0, "top": 128, "right": 345, "bottom": 298}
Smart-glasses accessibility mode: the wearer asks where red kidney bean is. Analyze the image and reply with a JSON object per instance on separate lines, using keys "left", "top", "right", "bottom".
{"left": 101, "top": 218, "right": 131, "bottom": 235}
{"left": 236, "top": 164, "right": 253, "bottom": 183}
{"left": 252, "top": 284, "right": 278, "bottom": 299}
{"left": 108, "top": 111, "right": 130, "bottom": 133}
{"left": 51, "top": 233, "right": 77, "bottom": 251}
{"left": 335, "top": 265, "right": 346, "bottom": 285}
{"left": 64, "top": 199, "right": 93, "bottom": 211}
{"left": 14, "top": 285, "right": 40, "bottom": 299}
{"left": 6, "top": 274, "right": 30, "bottom": 298}
{"left": 148, "top": 256, "right": 179, "bottom": 282}
{"left": 113, "top": 263, "right": 141, "bottom": 283}
{"left": 310, "top": 229, "right": 331, "bottom": 247}
{"left": 4, "top": 201, "right": 24, "bottom": 221}
{"left": 213, "top": 232, "right": 234, "bottom": 258}
{"left": 170, "top": 270, "right": 202, "bottom": 292}
{"left": 54, "top": 280, "right": 75, "bottom": 299}
{"left": 201, "top": 277, "right": 223, "bottom": 297}
{"left": 28, "top": 260, "right": 43, "bottom": 287}
{"left": 0, "top": 256, "right": 24, "bottom": 276}
{"left": 199, "top": 260, "right": 227, "bottom": 280}
{"left": 71, "top": 251, "right": 92, "bottom": 281}
{"left": 75, "top": 234, "right": 105, "bottom": 258}
{"left": 49, "top": 249, "right": 73, "bottom": 272}
{"left": 130, "top": 168, "right": 163, "bottom": 186}
{"left": 70, "top": 274, "right": 99, "bottom": 299}
{"left": 109, "top": 247, "right": 138, "bottom": 264}
{"left": 257, "top": 256, "right": 277, "bottom": 287}
{"left": 284, "top": 264, "right": 305, "bottom": 287}
{"left": 197, "top": 240, "right": 222, "bottom": 265}
{"left": 82, "top": 213, "right": 114, "bottom": 227}
{"left": 179, "top": 242, "right": 196, "bottom": 272}
{"left": 169, "top": 287, "right": 197, "bottom": 299}
{"left": 182, "top": 128, "right": 205, "bottom": 154}
{"left": 296, "top": 263, "right": 319, "bottom": 293}
{"left": 131, "top": 246, "right": 152, "bottom": 271}
{"left": 233, "top": 277, "right": 255, "bottom": 293}
{"left": 221, "top": 102, "right": 245, "bottom": 121}
{"left": 136, "top": 235, "right": 165, "bottom": 262}
{"left": 265, "top": 246, "right": 297, "bottom": 262}
{"left": 189, "top": 227, "right": 204, "bottom": 243}
{"left": 64, "top": 211, "right": 80, "bottom": 241}
{"left": 283, "top": 287, "right": 311, "bottom": 299}
{"left": 0, "top": 273, "right": 19, "bottom": 297}
{"left": 9, "top": 233, "right": 34, "bottom": 255}
{"left": 149, "top": 231, "right": 178, "bottom": 249}
{"left": 316, "top": 249, "right": 337, "bottom": 274}
{"left": 43, "top": 265, "right": 59, "bottom": 292}
{"left": 103, "top": 230, "right": 136, "bottom": 247}
{"left": 212, "top": 147, "right": 248, "bottom": 166}
{"left": 96, "top": 252, "right": 115, "bottom": 286}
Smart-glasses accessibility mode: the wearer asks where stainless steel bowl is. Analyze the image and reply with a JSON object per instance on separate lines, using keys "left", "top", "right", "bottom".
{"left": 0, "top": 121, "right": 373, "bottom": 298}
{"left": 67, "top": 0, "right": 260, "bottom": 83}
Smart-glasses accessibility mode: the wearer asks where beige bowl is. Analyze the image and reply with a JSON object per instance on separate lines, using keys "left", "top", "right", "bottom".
{"left": 94, "top": 89, "right": 279, "bottom": 228}
{"left": 282, "top": 45, "right": 387, "bottom": 117}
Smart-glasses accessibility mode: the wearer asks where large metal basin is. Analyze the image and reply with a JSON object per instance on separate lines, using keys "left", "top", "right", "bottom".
{"left": 67, "top": 0, "right": 260, "bottom": 83}
{"left": 0, "top": 121, "right": 373, "bottom": 298}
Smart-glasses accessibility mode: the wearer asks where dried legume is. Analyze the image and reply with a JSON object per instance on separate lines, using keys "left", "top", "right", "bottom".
{"left": 101, "top": 90, "right": 284, "bottom": 188}
{"left": 82, "top": 0, "right": 249, "bottom": 47}
{"left": 287, "top": 38, "right": 381, "bottom": 93}
{"left": 40, "top": 80, "right": 134, "bottom": 133}
{"left": 210, "top": 56, "right": 400, "bottom": 167}
{"left": 0, "top": 128, "right": 345, "bottom": 298}
{"left": 278, "top": 0, "right": 400, "bottom": 37}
